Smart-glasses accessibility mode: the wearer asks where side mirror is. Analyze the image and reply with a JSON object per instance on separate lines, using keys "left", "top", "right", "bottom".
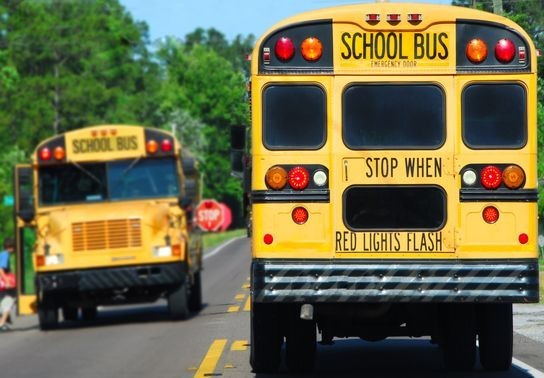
{"left": 14, "top": 166, "right": 35, "bottom": 223}
{"left": 230, "top": 125, "right": 246, "bottom": 178}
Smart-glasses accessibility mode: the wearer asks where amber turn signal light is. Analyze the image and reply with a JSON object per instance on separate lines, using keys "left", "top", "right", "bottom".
{"left": 502, "top": 165, "right": 524, "bottom": 189}
{"left": 265, "top": 166, "right": 288, "bottom": 190}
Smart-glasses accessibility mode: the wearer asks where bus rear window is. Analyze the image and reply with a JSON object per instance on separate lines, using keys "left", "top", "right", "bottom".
{"left": 344, "top": 186, "right": 446, "bottom": 230}
{"left": 343, "top": 84, "right": 445, "bottom": 149}
{"left": 462, "top": 83, "right": 526, "bottom": 148}
{"left": 263, "top": 85, "right": 326, "bottom": 149}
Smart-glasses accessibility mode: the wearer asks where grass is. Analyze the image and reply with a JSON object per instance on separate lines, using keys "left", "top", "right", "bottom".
{"left": 202, "top": 228, "right": 246, "bottom": 250}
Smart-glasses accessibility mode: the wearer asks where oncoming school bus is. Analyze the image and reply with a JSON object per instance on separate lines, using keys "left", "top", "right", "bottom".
{"left": 234, "top": 2, "right": 540, "bottom": 373}
{"left": 14, "top": 125, "right": 202, "bottom": 329}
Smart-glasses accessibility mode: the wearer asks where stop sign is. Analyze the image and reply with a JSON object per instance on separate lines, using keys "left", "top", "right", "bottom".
{"left": 195, "top": 199, "right": 224, "bottom": 232}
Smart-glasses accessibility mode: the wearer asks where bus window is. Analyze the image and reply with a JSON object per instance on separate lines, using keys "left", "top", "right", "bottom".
{"left": 343, "top": 84, "right": 445, "bottom": 149}
{"left": 263, "top": 84, "right": 326, "bottom": 149}
{"left": 462, "top": 83, "right": 527, "bottom": 148}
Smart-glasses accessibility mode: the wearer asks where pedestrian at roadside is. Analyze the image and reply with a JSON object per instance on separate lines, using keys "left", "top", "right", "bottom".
{"left": 0, "top": 238, "right": 16, "bottom": 331}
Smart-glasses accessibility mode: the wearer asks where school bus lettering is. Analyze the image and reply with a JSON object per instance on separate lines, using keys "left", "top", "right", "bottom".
{"left": 335, "top": 231, "right": 442, "bottom": 252}
{"left": 363, "top": 157, "right": 441, "bottom": 178}
{"left": 72, "top": 136, "right": 138, "bottom": 154}
{"left": 365, "top": 157, "right": 398, "bottom": 178}
{"left": 340, "top": 31, "right": 448, "bottom": 61}
{"left": 404, "top": 157, "right": 442, "bottom": 178}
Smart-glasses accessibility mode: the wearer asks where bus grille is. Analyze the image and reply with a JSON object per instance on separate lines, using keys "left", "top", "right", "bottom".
{"left": 72, "top": 219, "right": 142, "bottom": 252}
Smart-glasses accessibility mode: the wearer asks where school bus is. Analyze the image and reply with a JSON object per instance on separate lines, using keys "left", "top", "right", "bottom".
{"left": 233, "top": 2, "right": 540, "bottom": 373}
{"left": 14, "top": 125, "right": 202, "bottom": 330}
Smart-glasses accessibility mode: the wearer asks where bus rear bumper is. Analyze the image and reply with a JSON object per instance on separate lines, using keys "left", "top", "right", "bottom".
{"left": 36, "top": 262, "right": 186, "bottom": 292}
{"left": 251, "top": 259, "right": 540, "bottom": 303}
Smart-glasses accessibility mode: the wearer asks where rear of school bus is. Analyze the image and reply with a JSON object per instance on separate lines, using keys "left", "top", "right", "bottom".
{"left": 14, "top": 125, "right": 202, "bottom": 330}
{"left": 248, "top": 3, "right": 540, "bottom": 373}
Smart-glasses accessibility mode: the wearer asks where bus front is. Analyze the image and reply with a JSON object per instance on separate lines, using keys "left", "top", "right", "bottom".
{"left": 248, "top": 3, "right": 539, "bottom": 373}
{"left": 16, "top": 125, "right": 202, "bottom": 329}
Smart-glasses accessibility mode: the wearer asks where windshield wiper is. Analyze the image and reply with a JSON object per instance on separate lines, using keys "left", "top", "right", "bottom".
{"left": 68, "top": 160, "right": 103, "bottom": 186}
{"left": 122, "top": 156, "right": 142, "bottom": 177}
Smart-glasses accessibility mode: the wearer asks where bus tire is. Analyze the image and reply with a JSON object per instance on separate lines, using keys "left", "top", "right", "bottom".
{"left": 285, "top": 312, "right": 316, "bottom": 373}
{"left": 168, "top": 282, "right": 190, "bottom": 320}
{"left": 188, "top": 272, "right": 202, "bottom": 311}
{"left": 250, "top": 303, "right": 282, "bottom": 373}
{"left": 38, "top": 302, "right": 58, "bottom": 330}
{"left": 62, "top": 305, "right": 78, "bottom": 321}
{"left": 442, "top": 304, "right": 476, "bottom": 371}
{"left": 477, "top": 303, "right": 513, "bottom": 371}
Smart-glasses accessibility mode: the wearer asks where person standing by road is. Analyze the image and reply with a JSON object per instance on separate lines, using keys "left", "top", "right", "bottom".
{"left": 0, "top": 238, "right": 16, "bottom": 331}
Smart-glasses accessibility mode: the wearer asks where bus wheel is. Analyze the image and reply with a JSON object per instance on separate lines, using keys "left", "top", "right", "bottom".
{"left": 38, "top": 302, "right": 58, "bottom": 330}
{"left": 62, "top": 306, "right": 78, "bottom": 321}
{"left": 168, "top": 282, "right": 189, "bottom": 320}
{"left": 442, "top": 304, "right": 476, "bottom": 371}
{"left": 250, "top": 303, "right": 282, "bottom": 373}
{"left": 81, "top": 306, "right": 97, "bottom": 321}
{"left": 477, "top": 303, "right": 513, "bottom": 371}
{"left": 188, "top": 272, "right": 202, "bottom": 312}
{"left": 285, "top": 310, "right": 316, "bottom": 373}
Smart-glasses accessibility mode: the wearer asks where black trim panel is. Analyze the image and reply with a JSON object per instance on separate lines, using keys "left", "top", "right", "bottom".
{"left": 252, "top": 259, "right": 539, "bottom": 303}
{"left": 460, "top": 188, "right": 538, "bottom": 202}
{"left": 252, "top": 189, "right": 330, "bottom": 203}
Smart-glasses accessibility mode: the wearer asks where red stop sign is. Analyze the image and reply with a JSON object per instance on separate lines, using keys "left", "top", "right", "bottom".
{"left": 195, "top": 199, "right": 224, "bottom": 232}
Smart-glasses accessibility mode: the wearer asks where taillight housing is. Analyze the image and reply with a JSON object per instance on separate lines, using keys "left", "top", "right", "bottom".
{"left": 288, "top": 166, "right": 310, "bottom": 190}
{"left": 275, "top": 37, "right": 295, "bottom": 61}
{"left": 482, "top": 206, "right": 499, "bottom": 224}
{"left": 480, "top": 165, "right": 502, "bottom": 189}
{"left": 466, "top": 38, "right": 488, "bottom": 63}
{"left": 495, "top": 38, "right": 516, "bottom": 63}
{"left": 292, "top": 206, "right": 309, "bottom": 224}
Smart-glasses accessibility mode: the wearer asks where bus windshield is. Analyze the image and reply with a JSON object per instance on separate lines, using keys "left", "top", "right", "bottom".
{"left": 38, "top": 157, "right": 180, "bottom": 205}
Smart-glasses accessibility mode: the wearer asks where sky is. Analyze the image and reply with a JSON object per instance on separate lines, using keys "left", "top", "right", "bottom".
{"left": 120, "top": 0, "right": 451, "bottom": 43}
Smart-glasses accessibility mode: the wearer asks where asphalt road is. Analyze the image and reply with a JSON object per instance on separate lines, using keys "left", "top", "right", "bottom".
{"left": 0, "top": 237, "right": 543, "bottom": 378}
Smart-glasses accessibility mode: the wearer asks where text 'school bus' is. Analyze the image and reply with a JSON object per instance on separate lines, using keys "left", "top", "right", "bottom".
{"left": 14, "top": 125, "right": 203, "bottom": 330}
{"left": 231, "top": 2, "right": 540, "bottom": 373}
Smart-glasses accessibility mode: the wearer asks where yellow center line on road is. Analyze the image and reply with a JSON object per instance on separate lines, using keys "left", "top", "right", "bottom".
{"left": 193, "top": 339, "right": 228, "bottom": 378}
{"left": 243, "top": 295, "right": 251, "bottom": 312}
{"left": 230, "top": 340, "right": 249, "bottom": 351}
{"left": 227, "top": 305, "right": 240, "bottom": 312}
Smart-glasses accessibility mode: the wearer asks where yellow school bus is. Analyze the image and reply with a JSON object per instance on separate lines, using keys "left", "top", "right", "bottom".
{"left": 237, "top": 2, "right": 540, "bottom": 373}
{"left": 14, "top": 125, "right": 202, "bottom": 329}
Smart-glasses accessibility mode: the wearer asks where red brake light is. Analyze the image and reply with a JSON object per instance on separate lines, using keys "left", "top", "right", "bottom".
{"left": 39, "top": 148, "right": 51, "bottom": 161}
{"left": 480, "top": 166, "right": 502, "bottom": 189}
{"left": 288, "top": 166, "right": 309, "bottom": 190}
{"left": 495, "top": 38, "right": 516, "bottom": 63}
{"left": 275, "top": 37, "right": 295, "bottom": 61}
{"left": 518, "top": 233, "right": 529, "bottom": 244}
{"left": 263, "top": 234, "right": 273, "bottom": 245}
{"left": 161, "top": 139, "right": 173, "bottom": 152}
{"left": 292, "top": 207, "right": 309, "bottom": 224}
{"left": 482, "top": 206, "right": 499, "bottom": 224}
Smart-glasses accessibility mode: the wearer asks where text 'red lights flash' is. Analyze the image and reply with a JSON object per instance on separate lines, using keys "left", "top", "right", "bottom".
{"left": 466, "top": 38, "right": 488, "bottom": 63}
{"left": 275, "top": 37, "right": 295, "bottom": 61}
{"left": 301, "top": 37, "right": 323, "bottom": 61}
{"left": 288, "top": 166, "right": 310, "bottom": 190}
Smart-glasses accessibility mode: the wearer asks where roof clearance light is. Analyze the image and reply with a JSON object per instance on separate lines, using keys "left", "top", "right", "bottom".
{"left": 482, "top": 206, "right": 499, "bottom": 224}
{"left": 53, "top": 146, "right": 65, "bottom": 160}
{"left": 502, "top": 165, "right": 525, "bottom": 189}
{"left": 292, "top": 207, "right": 309, "bottom": 225}
{"left": 466, "top": 38, "right": 488, "bottom": 64}
{"left": 495, "top": 38, "right": 516, "bottom": 63}
{"left": 289, "top": 166, "right": 310, "bottom": 190}
{"left": 462, "top": 168, "right": 478, "bottom": 186}
{"left": 480, "top": 165, "right": 502, "bottom": 189}
{"left": 301, "top": 37, "right": 323, "bottom": 62}
{"left": 387, "top": 14, "right": 401, "bottom": 22}
{"left": 408, "top": 13, "right": 423, "bottom": 22}
{"left": 275, "top": 37, "right": 295, "bottom": 61}
{"left": 39, "top": 147, "right": 51, "bottom": 161}
{"left": 146, "top": 140, "right": 159, "bottom": 154}
{"left": 265, "top": 166, "right": 288, "bottom": 190}
{"left": 161, "top": 138, "right": 173, "bottom": 152}
{"left": 366, "top": 13, "right": 380, "bottom": 22}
